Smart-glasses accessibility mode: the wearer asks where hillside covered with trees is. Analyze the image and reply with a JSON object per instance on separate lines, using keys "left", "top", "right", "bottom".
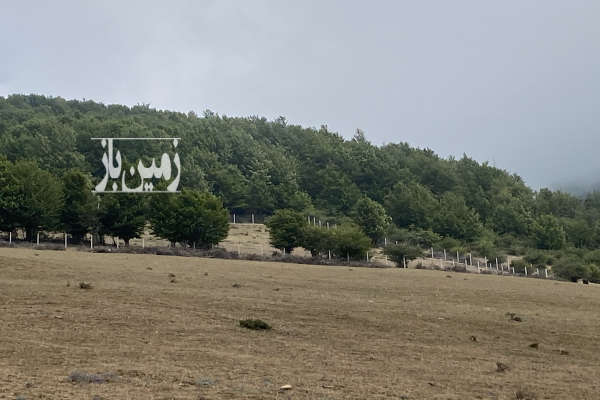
{"left": 2, "top": 94, "right": 600, "bottom": 281}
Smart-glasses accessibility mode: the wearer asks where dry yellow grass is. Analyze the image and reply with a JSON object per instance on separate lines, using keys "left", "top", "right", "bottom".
{"left": 1, "top": 247, "right": 600, "bottom": 399}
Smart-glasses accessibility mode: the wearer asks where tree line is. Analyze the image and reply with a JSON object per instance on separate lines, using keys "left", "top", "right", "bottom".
{"left": 2, "top": 94, "right": 600, "bottom": 282}
{"left": 0, "top": 159, "right": 229, "bottom": 248}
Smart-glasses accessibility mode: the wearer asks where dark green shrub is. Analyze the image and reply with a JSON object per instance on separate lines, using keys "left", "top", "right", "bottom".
{"left": 383, "top": 243, "right": 424, "bottom": 267}
{"left": 265, "top": 209, "right": 307, "bottom": 253}
{"left": 239, "top": 319, "right": 271, "bottom": 330}
{"left": 330, "top": 224, "right": 371, "bottom": 260}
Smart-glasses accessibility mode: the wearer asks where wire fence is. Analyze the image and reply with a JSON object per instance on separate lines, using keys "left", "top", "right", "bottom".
{"left": 0, "top": 227, "right": 554, "bottom": 279}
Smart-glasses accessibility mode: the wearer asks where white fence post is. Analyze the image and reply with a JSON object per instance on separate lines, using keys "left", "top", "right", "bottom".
{"left": 444, "top": 249, "right": 447, "bottom": 260}
{"left": 90, "top": 234, "right": 93, "bottom": 249}
{"left": 37, "top": 232, "right": 40, "bottom": 246}
{"left": 9, "top": 231, "right": 11, "bottom": 245}
{"left": 252, "top": 214, "right": 255, "bottom": 224}
{"left": 64, "top": 232, "right": 67, "bottom": 249}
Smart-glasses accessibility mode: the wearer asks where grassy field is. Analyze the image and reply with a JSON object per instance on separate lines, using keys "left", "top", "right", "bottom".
{"left": 1, "top": 248, "right": 599, "bottom": 399}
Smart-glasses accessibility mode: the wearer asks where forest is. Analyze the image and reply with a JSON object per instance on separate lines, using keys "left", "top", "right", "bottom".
{"left": 1, "top": 94, "right": 600, "bottom": 282}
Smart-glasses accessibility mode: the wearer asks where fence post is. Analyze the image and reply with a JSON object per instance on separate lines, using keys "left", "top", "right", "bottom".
{"left": 37, "top": 232, "right": 40, "bottom": 246}
{"left": 233, "top": 214, "right": 236, "bottom": 224}
{"left": 431, "top": 247, "right": 434, "bottom": 258}
{"left": 9, "top": 231, "right": 11, "bottom": 245}
{"left": 252, "top": 214, "right": 255, "bottom": 224}
{"left": 469, "top": 253, "right": 472, "bottom": 265}
{"left": 366, "top": 251, "right": 369, "bottom": 262}
{"left": 525, "top": 266, "right": 528, "bottom": 276}
{"left": 545, "top": 268, "right": 548, "bottom": 278}
{"left": 347, "top": 252, "right": 350, "bottom": 264}
{"left": 457, "top": 250, "right": 459, "bottom": 262}
{"left": 116, "top": 238, "right": 119, "bottom": 249}
{"left": 142, "top": 238, "right": 144, "bottom": 248}
{"left": 64, "top": 232, "right": 67, "bottom": 249}
{"left": 403, "top": 256, "right": 407, "bottom": 268}
{"left": 328, "top": 250, "right": 331, "bottom": 260}
{"left": 90, "top": 234, "right": 93, "bottom": 249}
{"left": 444, "top": 249, "right": 447, "bottom": 261}
{"left": 327, "top": 222, "right": 330, "bottom": 229}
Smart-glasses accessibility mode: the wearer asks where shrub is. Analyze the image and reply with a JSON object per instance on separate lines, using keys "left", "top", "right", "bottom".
{"left": 552, "top": 256, "right": 588, "bottom": 282}
{"left": 300, "top": 225, "right": 333, "bottom": 256}
{"left": 383, "top": 243, "right": 424, "bottom": 267}
{"left": 330, "top": 224, "right": 371, "bottom": 260}
{"left": 510, "top": 259, "right": 528, "bottom": 274}
{"left": 387, "top": 227, "right": 441, "bottom": 248}
{"left": 239, "top": 319, "right": 271, "bottom": 330}
{"left": 523, "top": 250, "right": 553, "bottom": 268}
{"left": 584, "top": 249, "right": 600, "bottom": 265}
{"left": 265, "top": 209, "right": 307, "bottom": 253}
{"left": 149, "top": 189, "right": 229, "bottom": 248}
{"left": 438, "top": 236, "right": 462, "bottom": 252}
{"left": 352, "top": 197, "right": 390, "bottom": 244}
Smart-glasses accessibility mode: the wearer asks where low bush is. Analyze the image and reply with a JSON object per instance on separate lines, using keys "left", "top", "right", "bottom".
{"left": 239, "top": 319, "right": 271, "bottom": 330}
{"left": 383, "top": 243, "right": 424, "bottom": 267}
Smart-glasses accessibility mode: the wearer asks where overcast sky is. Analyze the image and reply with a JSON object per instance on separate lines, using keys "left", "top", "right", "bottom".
{"left": 1, "top": 1, "right": 599, "bottom": 189}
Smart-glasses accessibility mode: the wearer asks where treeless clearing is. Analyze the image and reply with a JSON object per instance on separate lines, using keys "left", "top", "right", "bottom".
{"left": 1, "top": 248, "right": 599, "bottom": 399}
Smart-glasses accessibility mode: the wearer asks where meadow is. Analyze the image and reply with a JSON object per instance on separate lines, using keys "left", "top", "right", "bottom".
{"left": 1, "top": 246, "right": 600, "bottom": 399}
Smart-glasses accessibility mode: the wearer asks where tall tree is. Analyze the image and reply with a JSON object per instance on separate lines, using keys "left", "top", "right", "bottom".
{"left": 98, "top": 194, "right": 146, "bottom": 246}
{"left": 149, "top": 189, "right": 229, "bottom": 248}
{"left": 265, "top": 209, "right": 307, "bottom": 253}
{"left": 384, "top": 181, "right": 437, "bottom": 229}
{"left": 352, "top": 197, "right": 390, "bottom": 244}
{"left": 3, "top": 160, "right": 63, "bottom": 240}
{"left": 61, "top": 170, "right": 97, "bottom": 243}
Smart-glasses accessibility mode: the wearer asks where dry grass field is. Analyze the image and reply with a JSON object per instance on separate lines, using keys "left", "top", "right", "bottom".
{"left": 1, "top": 248, "right": 600, "bottom": 399}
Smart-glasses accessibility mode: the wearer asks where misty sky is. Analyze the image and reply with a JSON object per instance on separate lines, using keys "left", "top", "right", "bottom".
{"left": 1, "top": 1, "right": 599, "bottom": 189}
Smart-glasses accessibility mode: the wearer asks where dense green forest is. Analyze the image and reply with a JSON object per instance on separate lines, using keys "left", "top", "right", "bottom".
{"left": 1, "top": 94, "right": 600, "bottom": 281}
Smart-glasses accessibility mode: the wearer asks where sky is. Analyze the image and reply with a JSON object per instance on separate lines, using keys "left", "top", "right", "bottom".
{"left": 1, "top": 0, "right": 599, "bottom": 189}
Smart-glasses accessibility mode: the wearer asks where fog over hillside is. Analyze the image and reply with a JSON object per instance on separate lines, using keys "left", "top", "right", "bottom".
{"left": 2, "top": 1, "right": 600, "bottom": 189}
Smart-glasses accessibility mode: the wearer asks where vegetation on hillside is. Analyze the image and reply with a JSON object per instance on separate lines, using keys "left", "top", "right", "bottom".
{"left": 2, "top": 94, "right": 600, "bottom": 280}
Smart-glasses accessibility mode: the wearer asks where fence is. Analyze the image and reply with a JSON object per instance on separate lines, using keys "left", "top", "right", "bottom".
{"left": 0, "top": 229, "right": 554, "bottom": 279}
